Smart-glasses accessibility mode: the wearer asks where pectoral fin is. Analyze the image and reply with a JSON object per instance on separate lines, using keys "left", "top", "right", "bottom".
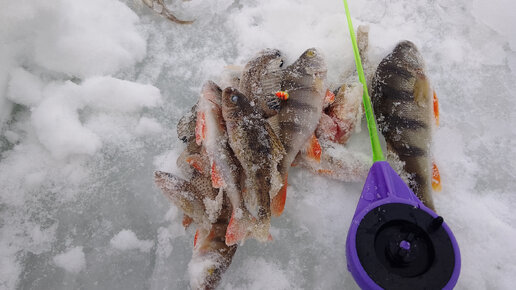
{"left": 433, "top": 91, "right": 439, "bottom": 126}
{"left": 324, "top": 89, "right": 335, "bottom": 106}
{"left": 186, "top": 154, "right": 207, "bottom": 174}
{"left": 211, "top": 162, "right": 225, "bottom": 188}
{"left": 432, "top": 161, "right": 442, "bottom": 192}
{"left": 305, "top": 134, "right": 322, "bottom": 162}
{"left": 413, "top": 73, "right": 432, "bottom": 107}
{"left": 183, "top": 214, "right": 194, "bottom": 229}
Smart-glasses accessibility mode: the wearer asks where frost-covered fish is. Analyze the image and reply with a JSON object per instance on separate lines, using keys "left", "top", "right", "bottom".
{"left": 195, "top": 81, "right": 259, "bottom": 245}
{"left": 177, "top": 102, "right": 198, "bottom": 144}
{"left": 154, "top": 171, "right": 222, "bottom": 229}
{"left": 372, "top": 40, "right": 441, "bottom": 210}
{"left": 238, "top": 48, "right": 284, "bottom": 117}
{"left": 154, "top": 171, "right": 236, "bottom": 290}
{"left": 274, "top": 48, "right": 327, "bottom": 216}
{"left": 324, "top": 82, "right": 364, "bottom": 144}
{"left": 221, "top": 87, "right": 285, "bottom": 242}
{"left": 188, "top": 195, "right": 236, "bottom": 290}
{"left": 293, "top": 140, "right": 370, "bottom": 182}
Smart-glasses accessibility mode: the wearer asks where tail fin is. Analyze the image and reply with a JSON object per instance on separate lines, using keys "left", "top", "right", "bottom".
{"left": 225, "top": 208, "right": 272, "bottom": 245}
{"left": 225, "top": 210, "right": 252, "bottom": 246}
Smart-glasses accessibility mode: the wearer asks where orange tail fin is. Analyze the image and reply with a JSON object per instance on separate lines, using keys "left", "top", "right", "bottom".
{"left": 306, "top": 134, "right": 322, "bottom": 162}
{"left": 433, "top": 91, "right": 439, "bottom": 126}
{"left": 225, "top": 211, "right": 250, "bottom": 246}
{"left": 432, "top": 162, "right": 442, "bottom": 191}
{"left": 271, "top": 174, "right": 288, "bottom": 217}
{"left": 210, "top": 162, "right": 224, "bottom": 188}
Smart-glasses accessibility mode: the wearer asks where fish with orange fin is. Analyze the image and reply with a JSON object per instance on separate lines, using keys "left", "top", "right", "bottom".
{"left": 293, "top": 139, "right": 371, "bottom": 182}
{"left": 193, "top": 81, "right": 249, "bottom": 244}
{"left": 324, "top": 82, "right": 364, "bottom": 144}
{"left": 188, "top": 192, "right": 237, "bottom": 290}
{"left": 372, "top": 40, "right": 441, "bottom": 210}
{"left": 221, "top": 87, "right": 285, "bottom": 242}
{"left": 273, "top": 48, "right": 327, "bottom": 216}
{"left": 154, "top": 169, "right": 237, "bottom": 290}
{"left": 238, "top": 48, "right": 285, "bottom": 117}
{"left": 154, "top": 170, "right": 222, "bottom": 228}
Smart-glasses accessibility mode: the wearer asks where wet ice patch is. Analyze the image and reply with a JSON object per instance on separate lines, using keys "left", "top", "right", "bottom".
{"left": 110, "top": 229, "right": 154, "bottom": 253}
{"left": 53, "top": 246, "right": 86, "bottom": 274}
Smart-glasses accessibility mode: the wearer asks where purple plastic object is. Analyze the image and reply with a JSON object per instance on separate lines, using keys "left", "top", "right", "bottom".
{"left": 346, "top": 161, "right": 461, "bottom": 289}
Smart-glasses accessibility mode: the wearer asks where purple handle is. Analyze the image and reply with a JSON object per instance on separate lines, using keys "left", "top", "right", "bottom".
{"left": 346, "top": 161, "right": 461, "bottom": 289}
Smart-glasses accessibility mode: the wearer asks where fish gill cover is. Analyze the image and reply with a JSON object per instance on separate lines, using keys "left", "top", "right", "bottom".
{"left": 0, "top": 0, "right": 515, "bottom": 289}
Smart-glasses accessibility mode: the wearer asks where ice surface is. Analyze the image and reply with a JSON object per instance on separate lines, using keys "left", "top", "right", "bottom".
{"left": 1, "top": 0, "right": 516, "bottom": 289}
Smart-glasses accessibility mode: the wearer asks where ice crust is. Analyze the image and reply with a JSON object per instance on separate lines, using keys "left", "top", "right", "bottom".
{"left": 1, "top": 0, "right": 516, "bottom": 289}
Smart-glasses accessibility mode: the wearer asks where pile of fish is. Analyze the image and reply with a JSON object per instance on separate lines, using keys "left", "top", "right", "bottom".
{"left": 154, "top": 28, "right": 442, "bottom": 289}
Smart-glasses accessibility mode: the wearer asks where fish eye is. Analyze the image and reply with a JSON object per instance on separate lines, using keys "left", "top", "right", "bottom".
{"left": 306, "top": 50, "right": 316, "bottom": 58}
{"left": 279, "top": 60, "right": 284, "bottom": 68}
{"left": 231, "top": 95, "right": 238, "bottom": 103}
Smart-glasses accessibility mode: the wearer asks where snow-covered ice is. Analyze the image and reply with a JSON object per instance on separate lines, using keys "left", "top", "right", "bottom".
{"left": 1, "top": 0, "right": 515, "bottom": 289}
{"left": 53, "top": 247, "right": 86, "bottom": 274}
{"left": 110, "top": 229, "right": 154, "bottom": 253}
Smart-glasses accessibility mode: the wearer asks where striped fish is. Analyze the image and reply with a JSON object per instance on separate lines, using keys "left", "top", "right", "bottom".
{"left": 221, "top": 87, "right": 285, "bottom": 243}
{"left": 273, "top": 48, "right": 327, "bottom": 216}
{"left": 371, "top": 41, "right": 441, "bottom": 210}
{"left": 195, "top": 81, "right": 261, "bottom": 246}
{"left": 238, "top": 49, "right": 285, "bottom": 117}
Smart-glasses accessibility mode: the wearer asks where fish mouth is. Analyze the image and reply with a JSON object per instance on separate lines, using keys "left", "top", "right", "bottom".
{"left": 202, "top": 81, "right": 223, "bottom": 105}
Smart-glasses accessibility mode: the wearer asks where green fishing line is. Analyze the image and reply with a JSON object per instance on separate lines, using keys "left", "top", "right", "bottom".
{"left": 342, "top": 0, "right": 384, "bottom": 162}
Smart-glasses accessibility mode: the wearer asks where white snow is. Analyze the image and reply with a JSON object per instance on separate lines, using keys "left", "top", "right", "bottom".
{"left": 1, "top": 0, "right": 515, "bottom": 289}
{"left": 110, "top": 229, "right": 154, "bottom": 253}
{"left": 53, "top": 247, "right": 86, "bottom": 274}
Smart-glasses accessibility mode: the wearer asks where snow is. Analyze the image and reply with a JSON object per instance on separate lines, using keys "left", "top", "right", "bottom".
{"left": 53, "top": 247, "right": 86, "bottom": 274}
{"left": 1, "top": 0, "right": 516, "bottom": 289}
{"left": 110, "top": 229, "right": 155, "bottom": 253}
